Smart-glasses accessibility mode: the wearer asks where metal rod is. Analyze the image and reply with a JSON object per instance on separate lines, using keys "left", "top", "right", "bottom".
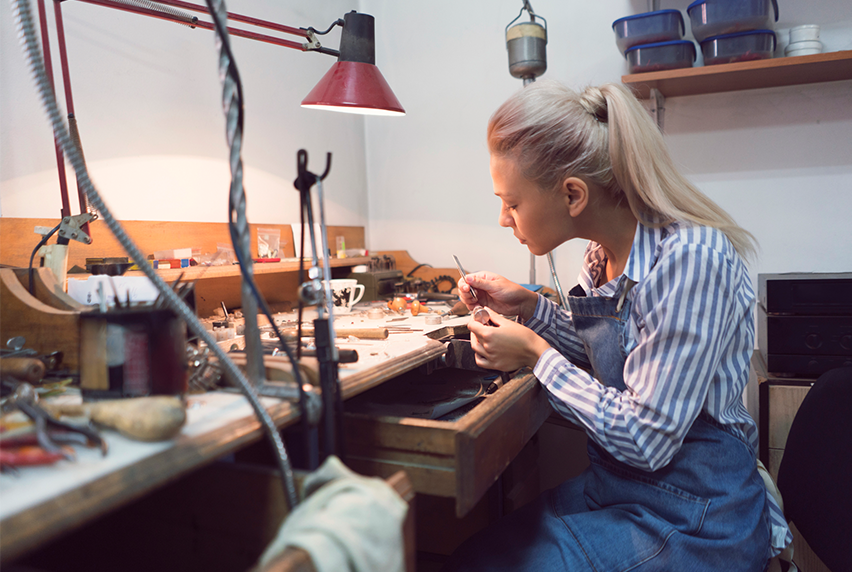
{"left": 546, "top": 251, "right": 567, "bottom": 308}
{"left": 153, "top": 0, "right": 307, "bottom": 37}
{"left": 77, "top": 0, "right": 311, "bottom": 51}
{"left": 36, "top": 0, "right": 72, "bottom": 219}
{"left": 529, "top": 253, "right": 536, "bottom": 284}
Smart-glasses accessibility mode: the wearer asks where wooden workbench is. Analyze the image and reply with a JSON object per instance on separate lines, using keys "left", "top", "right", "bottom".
{"left": 0, "top": 309, "right": 553, "bottom": 568}
{"left": 0, "top": 313, "right": 449, "bottom": 562}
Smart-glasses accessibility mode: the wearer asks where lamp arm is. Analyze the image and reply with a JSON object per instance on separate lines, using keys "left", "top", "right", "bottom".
{"left": 74, "top": 0, "right": 340, "bottom": 55}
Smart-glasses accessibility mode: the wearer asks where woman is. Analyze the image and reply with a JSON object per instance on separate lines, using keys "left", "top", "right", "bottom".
{"left": 444, "top": 81, "right": 791, "bottom": 571}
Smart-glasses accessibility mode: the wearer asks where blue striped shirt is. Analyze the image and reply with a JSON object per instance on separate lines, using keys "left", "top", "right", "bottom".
{"left": 526, "top": 220, "right": 792, "bottom": 555}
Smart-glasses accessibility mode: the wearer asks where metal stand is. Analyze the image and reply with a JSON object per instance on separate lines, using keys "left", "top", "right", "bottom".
{"left": 293, "top": 150, "right": 343, "bottom": 464}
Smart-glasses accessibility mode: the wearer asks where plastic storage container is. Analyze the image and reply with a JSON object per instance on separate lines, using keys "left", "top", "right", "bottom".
{"left": 700, "top": 29, "right": 776, "bottom": 65}
{"left": 612, "top": 10, "right": 685, "bottom": 54}
{"left": 625, "top": 40, "right": 696, "bottom": 74}
{"left": 687, "top": 0, "right": 778, "bottom": 43}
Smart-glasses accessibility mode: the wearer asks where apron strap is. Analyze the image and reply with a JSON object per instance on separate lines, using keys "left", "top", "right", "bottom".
{"left": 616, "top": 278, "right": 637, "bottom": 312}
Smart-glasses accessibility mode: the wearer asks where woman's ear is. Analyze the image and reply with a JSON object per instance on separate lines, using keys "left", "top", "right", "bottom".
{"left": 562, "top": 177, "right": 588, "bottom": 217}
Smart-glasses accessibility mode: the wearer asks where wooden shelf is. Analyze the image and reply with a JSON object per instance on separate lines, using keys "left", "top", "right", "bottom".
{"left": 623, "top": 49, "right": 852, "bottom": 98}
{"left": 120, "top": 256, "right": 371, "bottom": 282}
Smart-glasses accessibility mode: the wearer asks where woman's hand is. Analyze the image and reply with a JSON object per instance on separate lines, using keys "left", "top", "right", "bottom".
{"left": 457, "top": 271, "right": 538, "bottom": 321}
{"left": 468, "top": 307, "right": 552, "bottom": 372}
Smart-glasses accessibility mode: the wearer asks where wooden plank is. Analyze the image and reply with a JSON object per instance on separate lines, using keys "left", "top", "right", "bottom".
{"left": 12, "top": 268, "right": 85, "bottom": 311}
{"left": 346, "top": 441, "right": 457, "bottom": 470}
{"left": 345, "top": 414, "right": 457, "bottom": 456}
{"left": 0, "top": 393, "right": 303, "bottom": 562}
{"left": 623, "top": 50, "right": 852, "bottom": 99}
{"left": 345, "top": 455, "right": 456, "bottom": 498}
{"left": 0, "top": 269, "right": 81, "bottom": 370}
{"left": 0, "top": 218, "right": 297, "bottom": 269}
{"left": 455, "top": 371, "right": 551, "bottom": 517}
{"left": 767, "top": 448, "right": 784, "bottom": 483}
{"left": 767, "top": 384, "right": 811, "bottom": 450}
{"left": 326, "top": 225, "right": 365, "bottom": 251}
{"left": 79, "top": 319, "right": 108, "bottom": 390}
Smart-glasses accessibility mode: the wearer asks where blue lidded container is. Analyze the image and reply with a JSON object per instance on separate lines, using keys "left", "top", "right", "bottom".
{"left": 625, "top": 40, "right": 696, "bottom": 74}
{"left": 700, "top": 29, "right": 777, "bottom": 65}
{"left": 612, "top": 10, "right": 685, "bottom": 54}
{"left": 688, "top": 0, "right": 779, "bottom": 43}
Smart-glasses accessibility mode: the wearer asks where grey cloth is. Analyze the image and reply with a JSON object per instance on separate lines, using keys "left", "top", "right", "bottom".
{"left": 257, "top": 455, "right": 408, "bottom": 572}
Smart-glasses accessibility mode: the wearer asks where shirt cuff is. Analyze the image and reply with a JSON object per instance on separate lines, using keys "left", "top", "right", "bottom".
{"left": 533, "top": 347, "right": 568, "bottom": 387}
{"left": 523, "top": 294, "right": 557, "bottom": 334}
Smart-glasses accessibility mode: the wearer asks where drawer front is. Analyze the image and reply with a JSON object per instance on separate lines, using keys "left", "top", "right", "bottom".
{"left": 344, "top": 370, "right": 551, "bottom": 517}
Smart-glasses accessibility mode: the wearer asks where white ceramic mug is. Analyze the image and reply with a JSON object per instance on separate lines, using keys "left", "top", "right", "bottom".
{"left": 323, "top": 279, "right": 365, "bottom": 313}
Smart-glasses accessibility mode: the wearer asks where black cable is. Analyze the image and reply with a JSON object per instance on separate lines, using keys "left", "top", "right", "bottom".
{"left": 204, "top": 0, "right": 312, "bottom": 471}
{"left": 306, "top": 18, "right": 343, "bottom": 36}
{"left": 28, "top": 223, "right": 61, "bottom": 296}
{"left": 406, "top": 263, "right": 433, "bottom": 277}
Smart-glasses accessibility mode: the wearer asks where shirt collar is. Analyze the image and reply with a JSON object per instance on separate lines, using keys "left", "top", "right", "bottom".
{"left": 579, "top": 221, "right": 666, "bottom": 295}
{"left": 622, "top": 221, "right": 665, "bottom": 285}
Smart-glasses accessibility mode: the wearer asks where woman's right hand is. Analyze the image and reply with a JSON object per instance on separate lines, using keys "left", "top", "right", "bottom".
{"left": 458, "top": 271, "right": 539, "bottom": 321}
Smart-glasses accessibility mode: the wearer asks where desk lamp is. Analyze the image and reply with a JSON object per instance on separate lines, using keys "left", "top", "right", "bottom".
{"left": 505, "top": 1, "right": 568, "bottom": 309}
{"left": 35, "top": 0, "right": 404, "bottom": 243}
{"left": 13, "top": 0, "right": 404, "bottom": 508}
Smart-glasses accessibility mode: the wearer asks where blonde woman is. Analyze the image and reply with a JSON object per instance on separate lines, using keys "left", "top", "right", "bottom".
{"left": 445, "top": 81, "right": 791, "bottom": 571}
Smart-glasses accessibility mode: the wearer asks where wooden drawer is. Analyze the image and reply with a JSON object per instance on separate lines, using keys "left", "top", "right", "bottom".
{"left": 343, "top": 368, "right": 551, "bottom": 517}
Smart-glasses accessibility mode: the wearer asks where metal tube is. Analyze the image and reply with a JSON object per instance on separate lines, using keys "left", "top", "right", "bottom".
{"left": 547, "top": 251, "right": 568, "bottom": 309}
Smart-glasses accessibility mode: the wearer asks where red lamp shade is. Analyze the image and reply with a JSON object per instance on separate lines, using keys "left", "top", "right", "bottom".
{"left": 301, "top": 61, "right": 405, "bottom": 116}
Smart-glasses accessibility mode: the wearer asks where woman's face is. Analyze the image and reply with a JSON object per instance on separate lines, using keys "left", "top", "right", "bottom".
{"left": 490, "top": 154, "right": 571, "bottom": 256}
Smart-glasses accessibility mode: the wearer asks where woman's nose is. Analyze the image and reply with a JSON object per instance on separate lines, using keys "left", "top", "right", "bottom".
{"left": 498, "top": 206, "right": 512, "bottom": 228}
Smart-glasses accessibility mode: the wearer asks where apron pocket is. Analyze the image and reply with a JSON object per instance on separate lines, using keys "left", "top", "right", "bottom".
{"left": 558, "top": 456, "right": 710, "bottom": 572}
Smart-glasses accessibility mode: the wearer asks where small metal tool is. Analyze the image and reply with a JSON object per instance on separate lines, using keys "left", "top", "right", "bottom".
{"left": 452, "top": 255, "right": 478, "bottom": 301}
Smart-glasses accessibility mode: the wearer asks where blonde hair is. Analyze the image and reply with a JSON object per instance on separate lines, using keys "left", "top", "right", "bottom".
{"left": 487, "top": 80, "right": 757, "bottom": 259}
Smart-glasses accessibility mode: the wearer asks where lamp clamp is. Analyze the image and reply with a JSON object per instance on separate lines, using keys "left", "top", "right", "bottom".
{"left": 57, "top": 212, "right": 98, "bottom": 245}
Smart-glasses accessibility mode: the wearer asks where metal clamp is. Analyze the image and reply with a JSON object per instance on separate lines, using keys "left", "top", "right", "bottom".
{"left": 57, "top": 212, "right": 97, "bottom": 245}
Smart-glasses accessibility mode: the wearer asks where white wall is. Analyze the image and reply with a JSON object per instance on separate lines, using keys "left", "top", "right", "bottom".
{"left": 362, "top": 0, "right": 852, "bottom": 290}
{"left": 2, "top": 0, "right": 850, "bottom": 279}
{"left": 0, "top": 1, "right": 369, "bottom": 232}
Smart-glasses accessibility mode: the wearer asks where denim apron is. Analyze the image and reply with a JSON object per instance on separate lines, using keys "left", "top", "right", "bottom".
{"left": 443, "top": 285, "right": 770, "bottom": 572}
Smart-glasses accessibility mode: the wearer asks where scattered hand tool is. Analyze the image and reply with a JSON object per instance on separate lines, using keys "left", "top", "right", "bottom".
{"left": 0, "top": 357, "right": 45, "bottom": 383}
{"left": 1, "top": 381, "right": 108, "bottom": 459}
{"left": 44, "top": 396, "right": 187, "bottom": 442}
{"left": 440, "top": 300, "right": 471, "bottom": 318}
{"left": 281, "top": 327, "right": 389, "bottom": 340}
{"left": 453, "top": 254, "right": 478, "bottom": 301}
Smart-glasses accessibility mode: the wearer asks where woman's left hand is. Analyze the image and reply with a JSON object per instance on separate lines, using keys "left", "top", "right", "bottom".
{"left": 467, "top": 307, "right": 552, "bottom": 372}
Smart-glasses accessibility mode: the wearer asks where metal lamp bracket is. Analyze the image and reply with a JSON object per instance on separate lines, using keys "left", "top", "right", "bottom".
{"left": 650, "top": 88, "right": 666, "bottom": 132}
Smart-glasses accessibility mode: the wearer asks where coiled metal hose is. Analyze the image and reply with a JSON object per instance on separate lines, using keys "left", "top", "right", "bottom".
{"left": 11, "top": 0, "right": 299, "bottom": 509}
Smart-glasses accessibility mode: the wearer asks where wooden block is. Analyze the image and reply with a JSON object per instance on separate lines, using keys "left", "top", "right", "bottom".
{"left": 79, "top": 319, "right": 108, "bottom": 390}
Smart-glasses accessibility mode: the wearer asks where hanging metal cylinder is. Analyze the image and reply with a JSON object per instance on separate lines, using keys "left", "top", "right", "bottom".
{"left": 506, "top": 7, "right": 547, "bottom": 81}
